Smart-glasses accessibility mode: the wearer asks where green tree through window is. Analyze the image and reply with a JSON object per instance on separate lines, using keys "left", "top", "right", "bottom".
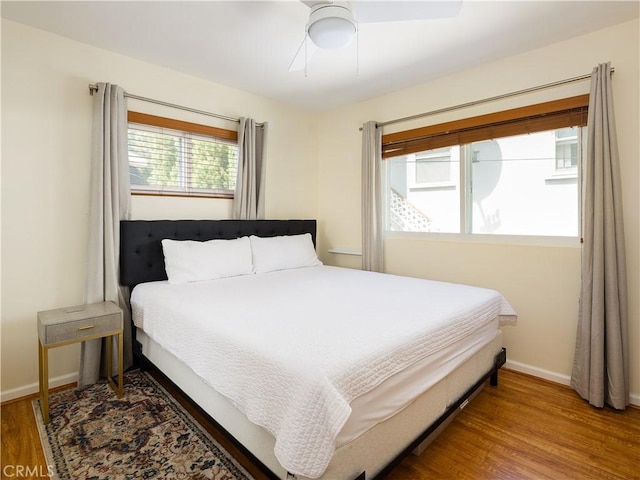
{"left": 191, "top": 135, "right": 235, "bottom": 191}
{"left": 128, "top": 129, "right": 179, "bottom": 188}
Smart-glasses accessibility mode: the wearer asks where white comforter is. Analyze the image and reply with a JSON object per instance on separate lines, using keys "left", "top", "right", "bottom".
{"left": 131, "top": 266, "right": 516, "bottom": 478}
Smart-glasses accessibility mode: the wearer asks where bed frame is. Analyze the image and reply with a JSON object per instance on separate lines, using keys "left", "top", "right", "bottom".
{"left": 119, "top": 219, "right": 506, "bottom": 480}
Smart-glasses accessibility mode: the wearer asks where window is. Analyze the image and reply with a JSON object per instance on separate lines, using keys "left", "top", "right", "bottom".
{"left": 384, "top": 95, "right": 588, "bottom": 237}
{"left": 555, "top": 127, "right": 578, "bottom": 171}
{"left": 411, "top": 147, "right": 456, "bottom": 188}
{"left": 127, "top": 112, "right": 238, "bottom": 198}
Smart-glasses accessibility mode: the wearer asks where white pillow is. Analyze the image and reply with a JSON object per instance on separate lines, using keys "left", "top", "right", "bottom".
{"left": 161, "top": 236, "right": 254, "bottom": 284}
{"left": 250, "top": 233, "right": 322, "bottom": 274}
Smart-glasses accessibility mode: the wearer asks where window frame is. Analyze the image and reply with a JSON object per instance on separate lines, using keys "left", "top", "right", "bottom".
{"left": 127, "top": 111, "right": 239, "bottom": 199}
{"left": 382, "top": 96, "right": 588, "bottom": 245}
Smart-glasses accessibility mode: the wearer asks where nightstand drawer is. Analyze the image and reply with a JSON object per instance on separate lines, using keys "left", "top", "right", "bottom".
{"left": 40, "top": 313, "right": 122, "bottom": 345}
{"left": 37, "top": 302, "right": 123, "bottom": 346}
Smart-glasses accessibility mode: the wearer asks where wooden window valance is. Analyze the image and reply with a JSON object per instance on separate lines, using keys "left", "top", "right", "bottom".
{"left": 382, "top": 95, "right": 589, "bottom": 159}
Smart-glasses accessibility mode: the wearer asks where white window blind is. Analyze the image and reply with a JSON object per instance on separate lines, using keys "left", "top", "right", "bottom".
{"left": 127, "top": 112, "right": 238, "bottom": 198}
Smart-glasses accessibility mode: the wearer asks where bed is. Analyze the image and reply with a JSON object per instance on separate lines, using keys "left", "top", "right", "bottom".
{"left": 119, "top": 219, "right": 516, "bottom": 480}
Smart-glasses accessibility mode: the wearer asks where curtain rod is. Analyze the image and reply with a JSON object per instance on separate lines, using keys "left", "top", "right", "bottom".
{"left": 365, "top": 67, "right": 614, "bottom": 131}
{"left": 88, "top": 83, "right": 262, "bottom": 126}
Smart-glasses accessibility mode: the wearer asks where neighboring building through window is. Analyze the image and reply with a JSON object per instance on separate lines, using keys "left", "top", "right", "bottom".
{"left": 555, "top": 126, "right": 578, "bottom": 171}
{"left": 412, "top": 147, "right": 455, "bottom": 187}
{"left": 127, "top": 112, "right": 238, "bottom": 198}
{"left": 384, "top": 96, "right": 588, "bottom": 237}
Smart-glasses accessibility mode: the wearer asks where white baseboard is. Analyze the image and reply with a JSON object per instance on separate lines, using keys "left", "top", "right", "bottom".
{"left": 504, "top": 360, "right": 572, "bottom": 386}
{"left": 505, "top": 360, "right": 640, "bottom": 407}
{"left": 1, "top": 372, "right": 77, "bottom": 404}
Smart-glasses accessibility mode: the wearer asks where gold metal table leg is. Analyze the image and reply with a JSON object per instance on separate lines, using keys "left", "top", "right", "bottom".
{"left": 106, "top": 332, "right": 124, "bottom": 398}
{"left": 118, "top": 331, "right": 124, "bottom": 397}
{"left": 39, "top": 341, "right": 50, "bottom": 424}
{"left": 106, "top": 334, "right": 112, "bottom": 386}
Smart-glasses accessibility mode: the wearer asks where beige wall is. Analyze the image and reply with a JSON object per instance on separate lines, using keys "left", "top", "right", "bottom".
{"left": 1, "top": 19, "right": 318, "bottom": 400}
{"left": 317, "top": 19, "right": 640, "bottom": 403}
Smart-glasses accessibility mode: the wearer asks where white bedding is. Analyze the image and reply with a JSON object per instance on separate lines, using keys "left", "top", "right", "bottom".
{"left": 131, "top": 265, "right": 516, "bottom": 478}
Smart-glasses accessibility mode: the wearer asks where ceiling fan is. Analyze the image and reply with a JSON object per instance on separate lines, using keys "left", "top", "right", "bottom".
{"left": 289, "top": 1, "right": 463, "bottom": 72}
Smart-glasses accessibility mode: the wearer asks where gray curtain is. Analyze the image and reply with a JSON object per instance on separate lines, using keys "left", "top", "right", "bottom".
{"left": 361, "top": 121, "right": 383, "bottom": 272}
{"left": 571, "top": 62, "right": 629, "bottom": 409}
{"left": 78, "top": 83, "right": 133, "bottom": 387}
{"left": 233, "top": 118, "right": 267, "bottom": 220}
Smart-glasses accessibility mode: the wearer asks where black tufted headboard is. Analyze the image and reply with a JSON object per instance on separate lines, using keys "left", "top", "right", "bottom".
{"left": 120, "top": 219, "right": 317, "bottom": 287}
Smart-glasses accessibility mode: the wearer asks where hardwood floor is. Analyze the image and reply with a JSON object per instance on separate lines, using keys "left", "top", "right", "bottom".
{"left": 2, "top": 369, "right": 638, "bottom": 480}
{"left": 1, "top": 384, "right": 69, "bottom": 480}
{"left": 385, "top": 370, "right": 640, "bottom": 480}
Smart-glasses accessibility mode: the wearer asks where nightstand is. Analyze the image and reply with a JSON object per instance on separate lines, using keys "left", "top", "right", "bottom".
{"left": 37, "top": 301, "right": 124, "bottom": 423}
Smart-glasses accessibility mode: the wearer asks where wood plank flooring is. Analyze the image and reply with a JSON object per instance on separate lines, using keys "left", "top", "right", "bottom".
{"left": 385, "top": 370, "right": 640, "bottom": 480}
{"left": 2, "top": 369, "right": 638, "bottom": 480}
{"left": 1, "top": 384, "right": 69, "bottom": 480}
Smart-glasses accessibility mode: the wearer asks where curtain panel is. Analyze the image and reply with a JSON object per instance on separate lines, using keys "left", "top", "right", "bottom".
{"left": 79, "top": 83, "right": 133, "bottom": 387}
{"left": 571, "top": 62, "right": 629, "bottom": 409}
{"left": 361, "top": 121, "right": 383, "bottom": 272}
{"left": 233, "top": 118, "right": 267, "bottom": 220}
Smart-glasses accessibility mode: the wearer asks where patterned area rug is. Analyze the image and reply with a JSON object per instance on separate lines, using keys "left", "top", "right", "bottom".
{"left": 33, "top": 370, "right": 254, "bottom": 480}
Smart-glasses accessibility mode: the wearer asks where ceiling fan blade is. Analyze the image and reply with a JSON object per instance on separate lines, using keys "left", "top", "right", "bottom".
{"left": 351, "top": 0, "right": 462, "bottom": 23}
{"left": 288, "top": 36, "right": 319, "bottom": 72}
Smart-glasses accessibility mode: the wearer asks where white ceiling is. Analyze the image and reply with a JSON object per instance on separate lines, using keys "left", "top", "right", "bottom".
{"left": 2, "top": 1, "right": 638, "bottom": 112}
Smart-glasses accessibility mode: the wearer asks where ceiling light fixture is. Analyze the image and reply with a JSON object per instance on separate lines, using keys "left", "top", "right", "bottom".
{"left": 307, "top": 4, "right": 357, "bottom": 49}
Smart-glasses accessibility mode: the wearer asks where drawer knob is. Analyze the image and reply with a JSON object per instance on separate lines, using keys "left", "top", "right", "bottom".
{"left": 78, "top": 324, "right": 95, "bottom": 331}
